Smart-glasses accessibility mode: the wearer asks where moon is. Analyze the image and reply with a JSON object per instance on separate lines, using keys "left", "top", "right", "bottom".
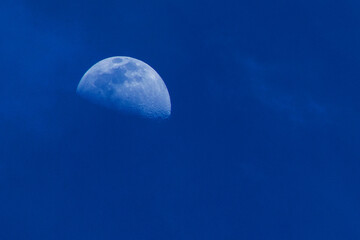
{"left": 77, "top": 56, "right": 171, "bottom": 119}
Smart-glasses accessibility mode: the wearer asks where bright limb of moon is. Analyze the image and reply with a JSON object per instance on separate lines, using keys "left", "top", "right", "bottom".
{"left": 77, "top": 56, "right": 171, "bottom": 119}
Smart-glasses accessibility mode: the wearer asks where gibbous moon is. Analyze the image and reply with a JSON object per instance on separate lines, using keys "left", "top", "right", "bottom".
{"left": 77, "top": 56, "right": 171, "bottom": 119}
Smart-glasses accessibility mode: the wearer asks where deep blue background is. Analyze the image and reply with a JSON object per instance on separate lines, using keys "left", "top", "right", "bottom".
{"left": 1, "top": 0, "right": 360, "bottom": 239}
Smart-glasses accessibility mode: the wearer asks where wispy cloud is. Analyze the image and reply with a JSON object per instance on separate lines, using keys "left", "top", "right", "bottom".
{"left": 242, "top": 58, "right": 330, "bottom": 124}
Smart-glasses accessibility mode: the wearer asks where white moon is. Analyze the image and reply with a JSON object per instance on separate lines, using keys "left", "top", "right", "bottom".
{"left": 77, "top": 56, "right": 171, "bottom": 119}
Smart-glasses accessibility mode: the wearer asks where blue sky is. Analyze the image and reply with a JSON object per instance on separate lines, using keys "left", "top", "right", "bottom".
{"left": 1, "top": 0, "right": 360, "bottom": 239}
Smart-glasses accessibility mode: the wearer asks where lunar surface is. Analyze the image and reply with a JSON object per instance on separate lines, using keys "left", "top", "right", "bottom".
{"left": 77, "top": 56, "right": 171, "bottom": 119}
